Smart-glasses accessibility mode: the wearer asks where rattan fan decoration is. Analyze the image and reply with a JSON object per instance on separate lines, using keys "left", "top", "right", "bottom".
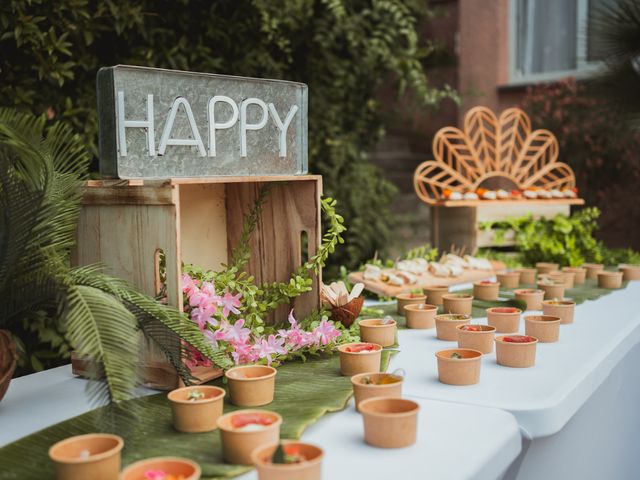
{"left": 413, "top": 106, "right": 577, "bottom": 204}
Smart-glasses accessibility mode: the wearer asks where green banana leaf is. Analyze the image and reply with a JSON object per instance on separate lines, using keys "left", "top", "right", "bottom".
{"left": 0, "top": 352, "right": 393, "bottom": 480}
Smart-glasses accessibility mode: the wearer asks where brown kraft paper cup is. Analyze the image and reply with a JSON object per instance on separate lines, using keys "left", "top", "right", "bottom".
{"left": 225, "top": 365, "right": 277, "bottom": 407}
{"left": 536, "top": 262, "right": 559, "bottom": 274}
{"left": 542, "top": 300, "right": 576, "bottom": 324}
{"left": 48, "top": 433, "right": 123, "bottom": 480}
{"left": 251, "top": 442, "right": 323, "bottom": 480}
{"left": 495, "top": 335, "right": 538, "bottom": 368}
{"left": 442, "top": 294, "right": 474, "bottom": 315}
{"left": 473, "top": 282, "right": 500, "bottom": 301}
{"left": 597, "top": 271, "right": 623, "bottom": 289}
{"left": 436, "top": 348, "right": 482, "bottom": 385}
{"left": 423, "top": 285, "right": 449, "bottom": 306}
{"left": 168, "top": 385, "right": 226, "bottom": 432}
{"left": 537, "top": 282, "right": 565, "bottom": 300}
{"left": 217, "top": 410, "right": 282, "bottom": 465}
{"left": 619, "top": 264, "right": 640, "bottom": 281}
{"left": 404, "top": 304, "right": 438, "bottom": 329}
{"left": 338, "top": 343, "right": 383, "bottom": 376}
{"left": 351, "top": 372, "right": 404, "bottom": 411}
{"left": 497, "top": 271, "right": 520, "bottom": 289}
{"left": 358, "top": 318, "right": 397, "bottom": 347}
{"left": 563, "top": 267, "right": 586, "bottom": 284}
{"left": 456, "top": 324, "right": 496, "bottom": 354}
{"left": 514, "top": 289, "right": 545, "bottom": 311}
{"left": 121, "top": 457, "right": 201, "bottom": 480}
{"left": 396, "top": 293, "right": 426, "bottom": 315}
{"left": 516, "top": 268, "right": 537, "bottom": 284}
{"left": 359, "top": 397, "right": 419, "bottom": 449}
{"left": 435, "top": 314, "right": 471, "bottom": 341}
{"left": 524, "top": 315, "right": 561, "bottom": 343}
{"left": 583, "top": 263, "right": 604, "bottom": 280}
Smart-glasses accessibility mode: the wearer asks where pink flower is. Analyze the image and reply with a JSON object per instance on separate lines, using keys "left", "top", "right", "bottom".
{"left": 312, "top": 319, "right": 341, "bottom": 346}
{"left": 215, "top": 319, "right": 251, "bottom": 344}
{"left": 184, "top": 345, "right": 213, "bottom": 369}
{"left": 231, "top": 341, "right": 258, "bottom": 365}
{"left": 219, "top": 291, "right": 242, "bottom": 317}
{"left": 181, "top": 274, "right": 198, "bottom": 296}
{"left": 144, "top": 470, "right": 167, "bottom": 480}
{"left": 254, "top": 334, "right": 287, "bottom": 365}
{"left": 203, "top": 329, "right": 219, "bottom": 349}
{"left": 278, "top": 310, "right": 306, "bottom": 349}
{"left": 190, "top": 304, "right": 218, "bottom": 330}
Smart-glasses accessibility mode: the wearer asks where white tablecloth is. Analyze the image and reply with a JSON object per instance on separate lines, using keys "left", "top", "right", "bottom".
{"left": 387, "top": 280, "right": 640, "bottom": 479}
{"left": 0, "top": 366, "right": 521, "bottom": 480}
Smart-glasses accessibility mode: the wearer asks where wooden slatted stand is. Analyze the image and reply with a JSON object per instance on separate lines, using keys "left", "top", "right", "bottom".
{"left": 72, "top": 175, "right": 322, "bottom": 389}
{"left": 413, "top": 107, "right": 585, "bottom": 252}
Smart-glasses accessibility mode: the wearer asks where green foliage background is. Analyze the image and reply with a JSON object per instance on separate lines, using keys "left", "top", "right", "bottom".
{"left": 0, "top": 0, "right": 454, "bottom": 277}
{"left": 480, "top": 208, "right": 640, "bottom": 268}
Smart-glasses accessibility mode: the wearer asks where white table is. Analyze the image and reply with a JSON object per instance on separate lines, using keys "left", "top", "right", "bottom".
{"left": 0, "top": 366, "right": 521, "bottom": 480}
{"left": 390, "top": 280, "right": 640, "bottom": 480}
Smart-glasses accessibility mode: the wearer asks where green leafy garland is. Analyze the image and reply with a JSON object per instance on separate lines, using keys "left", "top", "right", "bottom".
{"left": 183, "top": 186, "right": 347, "bottom": 331}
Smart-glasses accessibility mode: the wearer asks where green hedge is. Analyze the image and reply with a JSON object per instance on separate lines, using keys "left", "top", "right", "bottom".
{"left": 0, "top": 0, "right": 455, "bottom": 275}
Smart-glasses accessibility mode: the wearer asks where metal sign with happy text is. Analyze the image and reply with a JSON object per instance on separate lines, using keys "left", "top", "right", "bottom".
{"left": 97, "top": 65, "right": 308, "bottom": 179}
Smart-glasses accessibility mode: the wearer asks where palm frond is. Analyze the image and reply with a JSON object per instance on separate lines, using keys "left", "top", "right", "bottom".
{"left": 588, "top": 0, "right": 640, "bottom": 126}
{"left": 70, "top": 265, "right": 234, "bottom": 370}
{"left": 63, "top": 284, "right": 140, "bottom": 404}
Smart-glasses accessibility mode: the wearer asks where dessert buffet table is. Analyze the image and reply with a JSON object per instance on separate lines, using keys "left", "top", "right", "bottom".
{"left": 389, "top": 280, "right": 640, "bottom": 480}
{"left": 0, "top": 366, "right": 521, "bottom": 480}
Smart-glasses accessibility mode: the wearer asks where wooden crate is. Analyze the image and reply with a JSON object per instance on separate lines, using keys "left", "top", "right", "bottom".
{"left": 72, "top": 175, "right": 322, "bottom": 389}
{"left": 432, "top": 198, "right": 584, "bottom": 252}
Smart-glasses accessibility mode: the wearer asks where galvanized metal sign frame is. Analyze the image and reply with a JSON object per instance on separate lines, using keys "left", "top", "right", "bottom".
{"left": 97, "top": 65, "right": 308, "bottom": 179}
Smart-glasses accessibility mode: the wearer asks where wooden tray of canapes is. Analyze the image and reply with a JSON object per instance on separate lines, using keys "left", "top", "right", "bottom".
{"left": 347, "top": 260, "right": 505, "bottom": 297}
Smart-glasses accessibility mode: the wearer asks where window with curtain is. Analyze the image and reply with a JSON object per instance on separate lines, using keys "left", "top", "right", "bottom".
{"left": 511, "top": 0, "right": 620, "bottom": 81}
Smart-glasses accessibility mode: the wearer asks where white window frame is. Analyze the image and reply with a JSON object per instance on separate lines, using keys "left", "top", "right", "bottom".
{"left": 508, "top": 0, "right": 602, "bottom": 85}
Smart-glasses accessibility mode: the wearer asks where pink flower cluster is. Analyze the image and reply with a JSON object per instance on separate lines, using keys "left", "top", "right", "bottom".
{"left": 182, "top": 274, "right": 342, "bottom": 367}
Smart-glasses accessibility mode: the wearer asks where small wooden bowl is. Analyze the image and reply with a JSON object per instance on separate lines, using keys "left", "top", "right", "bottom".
{"left": 473, "top": 281, "right": 500, "bottom": 301}
{"left": 436, "top": 348, "right": 482, "bottom": 385}
{"left": 338, "top": 343, "right": 382, "bottom": 376}
{"left": 217, "top": 410, "right": 282, "bottom": 465}
{"left": 330, "top": 296, "right": 364, "bottom": 328}
{"left": 542, "top": 300, "right": 576, "bottom": 324}
{"left": 456, "top": 324, "right": 496, "bottom": 354}
{"left": 121, "top": 457, "right": 201, "bottom": 480}
{"left": 497, "top": 271, "right": 520, "bottom": 289}
{"left": 583, "top": 263, "right": 604, "bottom": 280}
{"left": 562, "top": 267, "right": 586, "bottom": 284}
{"left": 396, "top": 293, "right": 426, "bottom": 316}
{"left": 251, "top": 442, "right": 323, "bottom": 480}
{"left": 619, "top": 264, "right": 640, "bottom": 281}
{"left": 495, "top": 335, "right": 538, "bottom": 368}
{"left": 168, "top": 385, "right": 226, "bottom": 432}
{"left": 597, "top": 271, "right": 623, "bottom": 289}
{"left": 423, "top": 285, "right": 449, "bottom": 306}
{"left": 524, "top": 315, "right": 561, "bottom": 343}
{"left": 351, "top": 372, "right": 404, "bottom": 411}
{"left": 442, "top": 293, "right": 474, "bottom": 316}
{"left": 404, "top": 303, "right": 438, "bottom": 329}
{"left": 359, "top": 397, "right": 419, "bottom": 449}
{"left": 225, "top": 365, "right": 277, "bottom": 407}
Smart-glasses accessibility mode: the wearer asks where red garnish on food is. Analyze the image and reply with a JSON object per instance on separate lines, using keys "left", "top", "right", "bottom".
{"left": 461, "top": 325, "right": 482, "bottom": 331}
{"left": 479, "top": 280, "right": 495, "bottom": 285}
{"left": 503, "top": 335, "right": 535, "bottom": 343}
{"left": 511, "top": 190, "right": 522, "bottom": 198}
{"left": 443, "top": 189, "right": 452, "bottom": 199}
{"left": 492, "top": 307, "right": 518, "bottom": 313}
{"left": 344, "top": 344, "right": 377, "bottom": 353}
{"left": 231, "top": 413, "right": 275, "bottom": 429}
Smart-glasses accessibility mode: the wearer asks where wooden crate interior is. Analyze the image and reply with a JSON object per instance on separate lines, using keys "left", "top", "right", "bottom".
{"left": 73, "top": 175, "right": 322, "bottom": 389}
